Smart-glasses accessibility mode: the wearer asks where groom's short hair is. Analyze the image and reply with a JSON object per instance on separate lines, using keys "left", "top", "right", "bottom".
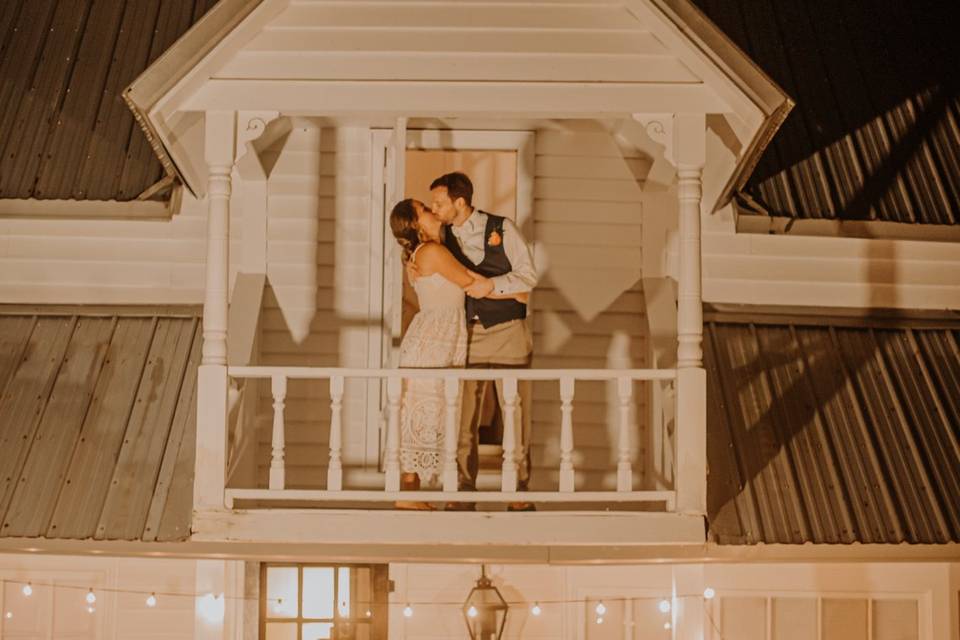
{"left": 430, "top": 172, "right": 473, "bottom": 207}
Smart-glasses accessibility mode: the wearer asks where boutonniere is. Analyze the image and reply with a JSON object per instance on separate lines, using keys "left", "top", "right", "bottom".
{"left": 488, "top": 230, "right": 502, "bottom": 246}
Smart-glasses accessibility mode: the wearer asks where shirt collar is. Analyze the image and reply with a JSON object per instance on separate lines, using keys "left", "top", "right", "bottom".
{"left": 453, "top": 209, "right": 483, "bottom": 235}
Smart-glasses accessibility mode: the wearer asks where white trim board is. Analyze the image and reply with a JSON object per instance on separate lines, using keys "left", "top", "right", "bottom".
{"left": 0, "top": 198, "right": 170, "bottom": 220}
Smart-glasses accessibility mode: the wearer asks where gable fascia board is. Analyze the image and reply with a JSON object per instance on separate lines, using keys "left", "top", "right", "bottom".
{"left": 124, "top": 0, "right": 286, "bottom": 198}
{"left": 625, "top": 0, "right": 793, "bottom": 210}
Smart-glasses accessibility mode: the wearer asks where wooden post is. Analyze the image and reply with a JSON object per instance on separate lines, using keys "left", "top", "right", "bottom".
{"left": 558, "top": 377, "right": 575, "bottom": 492}
{"left": 442, "top": 377, "right": 460, "bottom": 492}
{"left": 384, "top": 376, "right": 402, "bottom": 492}
{"left": 671, "top": 564, "right": 705, "bottom": 640}
{"left": 616, "top": 377, "right": 634, "bottom": 492}
{"left": 674, "top": 113, "right": 705, "bottom": 369}
{"left": 202, "top": 111, "right": 236, "bottom": 366}
{"left": 269, "top": 375, "right": 286, "bottom": 490}
{"left": 327, "top": 376, "right": 345, "bottom": 491}
{"left": 194, "top": 365, "right": 229, "bottom": 511}
{"left": 500, "top": 377, "right": 519, "bottom": 492}
{"left": 673, "top": 113, "right": 707, "bottom": 518}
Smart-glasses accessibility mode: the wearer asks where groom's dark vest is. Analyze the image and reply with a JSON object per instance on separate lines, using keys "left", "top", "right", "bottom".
{"left": 443, "top": 213, "right": 527, "bottom": 329}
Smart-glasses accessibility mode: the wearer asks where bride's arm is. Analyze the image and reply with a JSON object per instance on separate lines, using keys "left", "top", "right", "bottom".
{"left": 464, "top": 269, "right": 528, "bottom": 303}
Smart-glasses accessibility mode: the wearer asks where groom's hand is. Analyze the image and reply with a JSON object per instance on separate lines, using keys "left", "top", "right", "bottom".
{"left": 465, "top": 278, "right": 494, "bottom": 299}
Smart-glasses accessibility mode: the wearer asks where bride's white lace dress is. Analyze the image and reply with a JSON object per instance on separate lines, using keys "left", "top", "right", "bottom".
{"left": 398, "top": 249, "right": 467, "bottom": 485}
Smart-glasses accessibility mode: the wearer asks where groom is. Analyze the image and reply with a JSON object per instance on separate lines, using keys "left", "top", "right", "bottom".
{"left": 428, "top": 172, "right": 537, "bottom": 511}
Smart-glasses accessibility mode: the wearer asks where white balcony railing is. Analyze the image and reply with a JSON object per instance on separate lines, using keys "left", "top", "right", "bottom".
{"left": 219, "top": 366, "right": 682, "bottom": 510}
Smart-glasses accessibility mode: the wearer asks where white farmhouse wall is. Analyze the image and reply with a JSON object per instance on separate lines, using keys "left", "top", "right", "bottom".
{"left": 255, "top": 125, "right": 375, "bottom": 488}
{"left": 388, "top": 562, "right": 951, "bottom": 640}
{"left": 0, "top": 190, "right": 237, "bottom": 304}
{"left": 530, "top": 128, "right": 650, "bottom": 491}
{"left": 0, "top": 554, "right": 246, "bottom": 640}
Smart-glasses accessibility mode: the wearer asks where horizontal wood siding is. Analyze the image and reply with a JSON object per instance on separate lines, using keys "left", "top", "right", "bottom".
{"left": 256, "top": 126, "right": 373, "bottom": 489}
{"left": 215, "top": 1, "right": 698, "bottom": 85}
{"left": 529, "top": 129, "right": 649, "bottom": 491}
{"left": 0, "top": 194, "right": 241, "bottom": 304}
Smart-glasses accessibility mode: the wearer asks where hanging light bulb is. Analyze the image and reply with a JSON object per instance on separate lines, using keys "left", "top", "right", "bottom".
{"left": 467, "top": 605, "right": 478, "bottom": 618}
{"left": 365, "top": 609, "right": 372, "bottom": 618}
{"left": 5, "top": 611, "right": 12, "bottom": 619}
{"left": 22, "top": 582, "right": 32, "bottom": 597}
{"left": 595, "top": 601, "right": 606, "bottom": 616}
{"left": 86, "top": 606, "right": 96, "bottom": 614}
{"left": 530, "top": 602, "right": 542, "bottom": 616}
{"left": 596, "top": 616, "right": 604, "bottom": 625}
{"left": 403, "top": 604, "right": 414, "bottom": 618}
{"left": 703, "top": 587, "right": 716, "bottom": 599}
{"left": 658, "top": 599, "right": 671, "bottom": 613}
{"left": 146, "top": 593, "right": 158, "bottom": 608}
{"left": 86, "top": 589, "right": 97, "bottom": 605}
{"left": 664, "top": 622, "right": 672, "bottom": 630}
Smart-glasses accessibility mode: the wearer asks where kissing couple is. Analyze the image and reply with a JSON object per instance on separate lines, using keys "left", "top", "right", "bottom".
{"left": 389, "top": 171, "right": 537, "bottom": 511}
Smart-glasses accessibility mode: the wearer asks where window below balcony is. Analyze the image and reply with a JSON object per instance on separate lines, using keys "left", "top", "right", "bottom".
{"left": 260, "top": 564, "right": 388, "bottom": 640}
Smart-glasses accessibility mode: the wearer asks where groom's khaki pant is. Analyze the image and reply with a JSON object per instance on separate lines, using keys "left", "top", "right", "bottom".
{"left": 458, "top": 319, "right": 534, "bottom": 491}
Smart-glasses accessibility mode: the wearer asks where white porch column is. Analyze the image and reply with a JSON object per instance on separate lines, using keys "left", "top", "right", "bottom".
{"left": 196, "top": 111, "right": 236, "bottom": 513}
{"left": 672, "top": 564, "right": 705, "bottom": 640}
{"left": 202, "top": 110, "right": 237, "bottom": 365}
{"left": 673, "top": 113, "right": 707, "bottom": 517}
{"left": 674, "top": 113, "right": 705, "bottom": 369}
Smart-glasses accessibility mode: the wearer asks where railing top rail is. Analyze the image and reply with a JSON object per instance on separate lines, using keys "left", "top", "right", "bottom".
{"left": 228, "top": 366, "right": 677, "bottom": 381}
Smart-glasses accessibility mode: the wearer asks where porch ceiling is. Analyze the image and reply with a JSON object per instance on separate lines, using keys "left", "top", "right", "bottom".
{"left": 0, "top": 307, "right": 200, "bottom": 542}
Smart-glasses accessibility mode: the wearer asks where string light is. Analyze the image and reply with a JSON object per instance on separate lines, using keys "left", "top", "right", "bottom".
{"left": 530, "top": 602, "right": 542, "bottom": 616}
{"left": 403, "top": 604, "right": 414, "bottom": 618}
{"left": 365, "top": 609, "right": 372, "bottom": 617}
{"left": 22, "top": 582, "right": 32, "bottom": 597}
{"left": 85, "top": 589, "right": 97, "bottom": 605}
{"left": 664, "top": 622, "right": 672, "bottom": 630}
{"left": 146, "top": 593, "right": 158, "bottom": 608}
{"left": 86, "top": 606, "right": 95, "bottom": 614}
{"left": 596, "top": 616, "right": 604, "bottom": 624}
{"left": 704, "top": 587, "right": 716, "bottom": 599}
{"left": 658, "top": 599, "right": 671, "bottom": 613}
{"left": 5, "top": 611, "right": 12, "bottom": 619}
{"left": 595, "top": 601, "right": 606, "bottom": 615}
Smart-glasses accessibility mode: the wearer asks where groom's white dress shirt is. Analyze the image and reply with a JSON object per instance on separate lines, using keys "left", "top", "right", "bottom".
{"left": 449, "top": 209, "right": 538, "bottom": 297}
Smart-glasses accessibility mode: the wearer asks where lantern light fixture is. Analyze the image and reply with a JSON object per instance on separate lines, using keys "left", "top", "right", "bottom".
{"left": 462, "top": 565, "right": 508, "bottom": 640}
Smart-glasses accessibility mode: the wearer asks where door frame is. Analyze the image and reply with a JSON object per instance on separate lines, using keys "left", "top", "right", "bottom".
{"left": 366, "top": 129, "right": 536, "bottom": 464}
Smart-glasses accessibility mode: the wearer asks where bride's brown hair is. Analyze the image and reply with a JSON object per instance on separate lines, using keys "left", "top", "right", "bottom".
{"left": 390, "top": 198, "right": 422, "bottom": 262}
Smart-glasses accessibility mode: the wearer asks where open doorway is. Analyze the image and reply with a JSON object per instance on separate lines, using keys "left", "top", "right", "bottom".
{"left": 369, "top": 129, "right": 535, "bottom": 471}
{"left": 402, "top": 148, "right": 519, "bottom": 452}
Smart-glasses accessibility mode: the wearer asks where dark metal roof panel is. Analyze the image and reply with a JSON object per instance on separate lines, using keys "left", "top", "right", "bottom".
{"left": 0, "top": 309, "right": 199, "bottom": 542}
{"left": 694, "top": 0, "right": 960, "bottom": 224}
{"left": 0, "top": 0, "right": 217, "bottom": 201}
{"left": 706, "top": 316, "right": 960, "bottom": 544}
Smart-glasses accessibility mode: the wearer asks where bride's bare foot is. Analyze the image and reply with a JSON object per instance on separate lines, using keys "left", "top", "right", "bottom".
{"left": 395, "top": 472, "right": 434, "bottom": 510}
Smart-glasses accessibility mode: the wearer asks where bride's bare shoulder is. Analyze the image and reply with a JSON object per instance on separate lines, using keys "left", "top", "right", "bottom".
{"left": 413, "top": 242, "right": 449, "bottom": 267}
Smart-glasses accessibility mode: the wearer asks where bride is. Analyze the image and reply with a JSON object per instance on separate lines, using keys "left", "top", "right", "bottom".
{"left": 389, "top": 199, "right": 526, "bottom": 510}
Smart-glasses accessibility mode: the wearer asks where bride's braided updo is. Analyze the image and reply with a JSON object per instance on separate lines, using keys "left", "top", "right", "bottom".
{"left": 390, "top": 198, "right": 422, "bottom": 262}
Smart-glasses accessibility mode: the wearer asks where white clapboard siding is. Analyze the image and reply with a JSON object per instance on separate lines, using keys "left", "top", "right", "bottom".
{"left": 213, "top": 1, "right": 702, "bottom": 89}
{"left": 529, "top": 129, "right": 649, "bottom": 491}
{"left": 0, "top": 196, "right": 228, "bottom": 304}
{"left": 256, "top": 126, "right": 373, "bottom": 489}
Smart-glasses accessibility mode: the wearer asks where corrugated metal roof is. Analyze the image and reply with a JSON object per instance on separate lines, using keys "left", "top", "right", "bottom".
{"left": 705, "top": 311, "right": 960, "bottom": 544}
{"left": 0, "top": 0, "right": 217, "bottom": 201}
{"left": 694, "top": 0, "right": 960, "bottom": 224}
{"left": 0, "top": 308, "right": 200, "bottom": 542}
